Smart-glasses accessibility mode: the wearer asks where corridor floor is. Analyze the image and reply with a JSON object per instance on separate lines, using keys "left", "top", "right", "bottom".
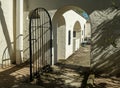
{"left": 0, "top": 45, "right": 90, "bottom": 88}
{"left": 37, "top": 45, "right": 91, "bottom": 88}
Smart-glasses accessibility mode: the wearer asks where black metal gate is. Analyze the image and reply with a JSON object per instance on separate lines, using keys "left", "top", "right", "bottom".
{"left": 29, "top": 8, "right": 52, "bottom": 81}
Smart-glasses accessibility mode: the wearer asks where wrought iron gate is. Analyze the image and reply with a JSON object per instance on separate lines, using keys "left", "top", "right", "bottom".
{"left": 29, "top": 8, "right": 52, "bottom": 81}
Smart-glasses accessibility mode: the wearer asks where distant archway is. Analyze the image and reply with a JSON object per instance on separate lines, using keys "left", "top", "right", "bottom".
{"left": 73, "top": 21, "right": 81, "bottom": 52}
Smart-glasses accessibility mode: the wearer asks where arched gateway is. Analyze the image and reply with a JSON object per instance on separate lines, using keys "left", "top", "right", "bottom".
{"left": 29, "top": 8, "right": 52, "bottom": 81}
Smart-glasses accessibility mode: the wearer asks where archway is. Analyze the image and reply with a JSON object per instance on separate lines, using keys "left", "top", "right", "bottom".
{"left": 52, "top": 5, "right": 90, "bottom": 64}
{"left": 73, "top": 21, "right": 81, "bottom": 52}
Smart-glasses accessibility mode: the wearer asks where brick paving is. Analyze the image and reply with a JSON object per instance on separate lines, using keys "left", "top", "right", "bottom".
{"left": 0, "top": 45, "right": 90, "bottom": 88}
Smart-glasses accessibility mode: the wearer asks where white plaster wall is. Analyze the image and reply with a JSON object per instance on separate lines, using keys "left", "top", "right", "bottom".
{"left": 57, "top": 26, "right": 66, "bottom": 59}
{"left": 73, "top": 39, "right": 80, "bottom": 52}
{"left": 63, "top": 10, "right": 86, "bottom": 59}
{"left": 0, "top": 0, "right": 14, "bottom": 65}
{"left": 56, "top": 15, "right": 66, "bottom": 60}
{"left": 23, "top": 11, "right": 29, "bottom": 61}
{"left": 73, "top": 31, "right": 81, "bottom": 52}
{"left": 76, "top": 39, "right": 80, "bottom": 50}
{"left": 85, "top": 22, "right": 91, "bottom": 38}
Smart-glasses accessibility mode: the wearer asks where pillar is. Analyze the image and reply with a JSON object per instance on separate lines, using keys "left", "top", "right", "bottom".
{"left": 16, "top": 0, "right": 23, "bottom": 64}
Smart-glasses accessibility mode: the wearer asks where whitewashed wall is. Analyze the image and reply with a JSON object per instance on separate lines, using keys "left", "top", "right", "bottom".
{"left": 0, "top": 0, "right": 14, "bottom": 65}
{"left": 57, "top": 16, "right": 66, "bottom": 60}
{"left": 57, "top": 26, "right": 66, "bottom": 59}
{"left": 85, "top": 22, "right": 91, "bottom": 38}
{"left": 73, "top": 39, "right": 80, "bottom": 52}
{"left": 63, "top": 10, "right": 86, "bottom": 59}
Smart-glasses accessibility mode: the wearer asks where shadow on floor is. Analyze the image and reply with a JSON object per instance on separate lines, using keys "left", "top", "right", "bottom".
{"left": 0, "top": 62, "right": 30, "bottom": 88}
{"left": 34, "top": 62, "right": 90, "bottom": 88}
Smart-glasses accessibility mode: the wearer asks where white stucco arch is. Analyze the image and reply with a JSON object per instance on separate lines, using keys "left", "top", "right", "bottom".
{"left": 73, "top": 21, "right": 81, "bottom": 52}
{"left": 52, "top": 5, "right": 89, "bottom": 64}
{"left": 73, "top": 21, "right": 81, "bottom": 31}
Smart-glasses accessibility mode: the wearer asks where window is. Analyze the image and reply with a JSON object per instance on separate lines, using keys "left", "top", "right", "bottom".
{"left": 68, "top": 30, "right": 71, "bottom": 45}
{"left": 73, "top": 31, "right": 76, "bottom": 37}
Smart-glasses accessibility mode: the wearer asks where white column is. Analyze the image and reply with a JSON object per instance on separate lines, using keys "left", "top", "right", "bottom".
{"left": 16, "top": 0, "right": 23, "bottom": 64}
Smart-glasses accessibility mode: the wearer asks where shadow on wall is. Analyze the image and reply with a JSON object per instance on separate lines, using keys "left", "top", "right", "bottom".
{"left": 23, "top": 8, "right": 53, "bottom": 64}
{"left": 0, "top": 2, "right": 14, "bottom": 65}
{"left": 91, "top": 7, "right": 120, "bottom": 76}
{"left": 23, "top": 23, "right": 29, "bottom": 62}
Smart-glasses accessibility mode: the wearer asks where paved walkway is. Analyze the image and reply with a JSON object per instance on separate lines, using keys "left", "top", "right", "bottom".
{"left": 36, "top": 45, "right": 91, "bottom": 88}
{"left": 0, "top": 45, "right": 90, "bottom": 88}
